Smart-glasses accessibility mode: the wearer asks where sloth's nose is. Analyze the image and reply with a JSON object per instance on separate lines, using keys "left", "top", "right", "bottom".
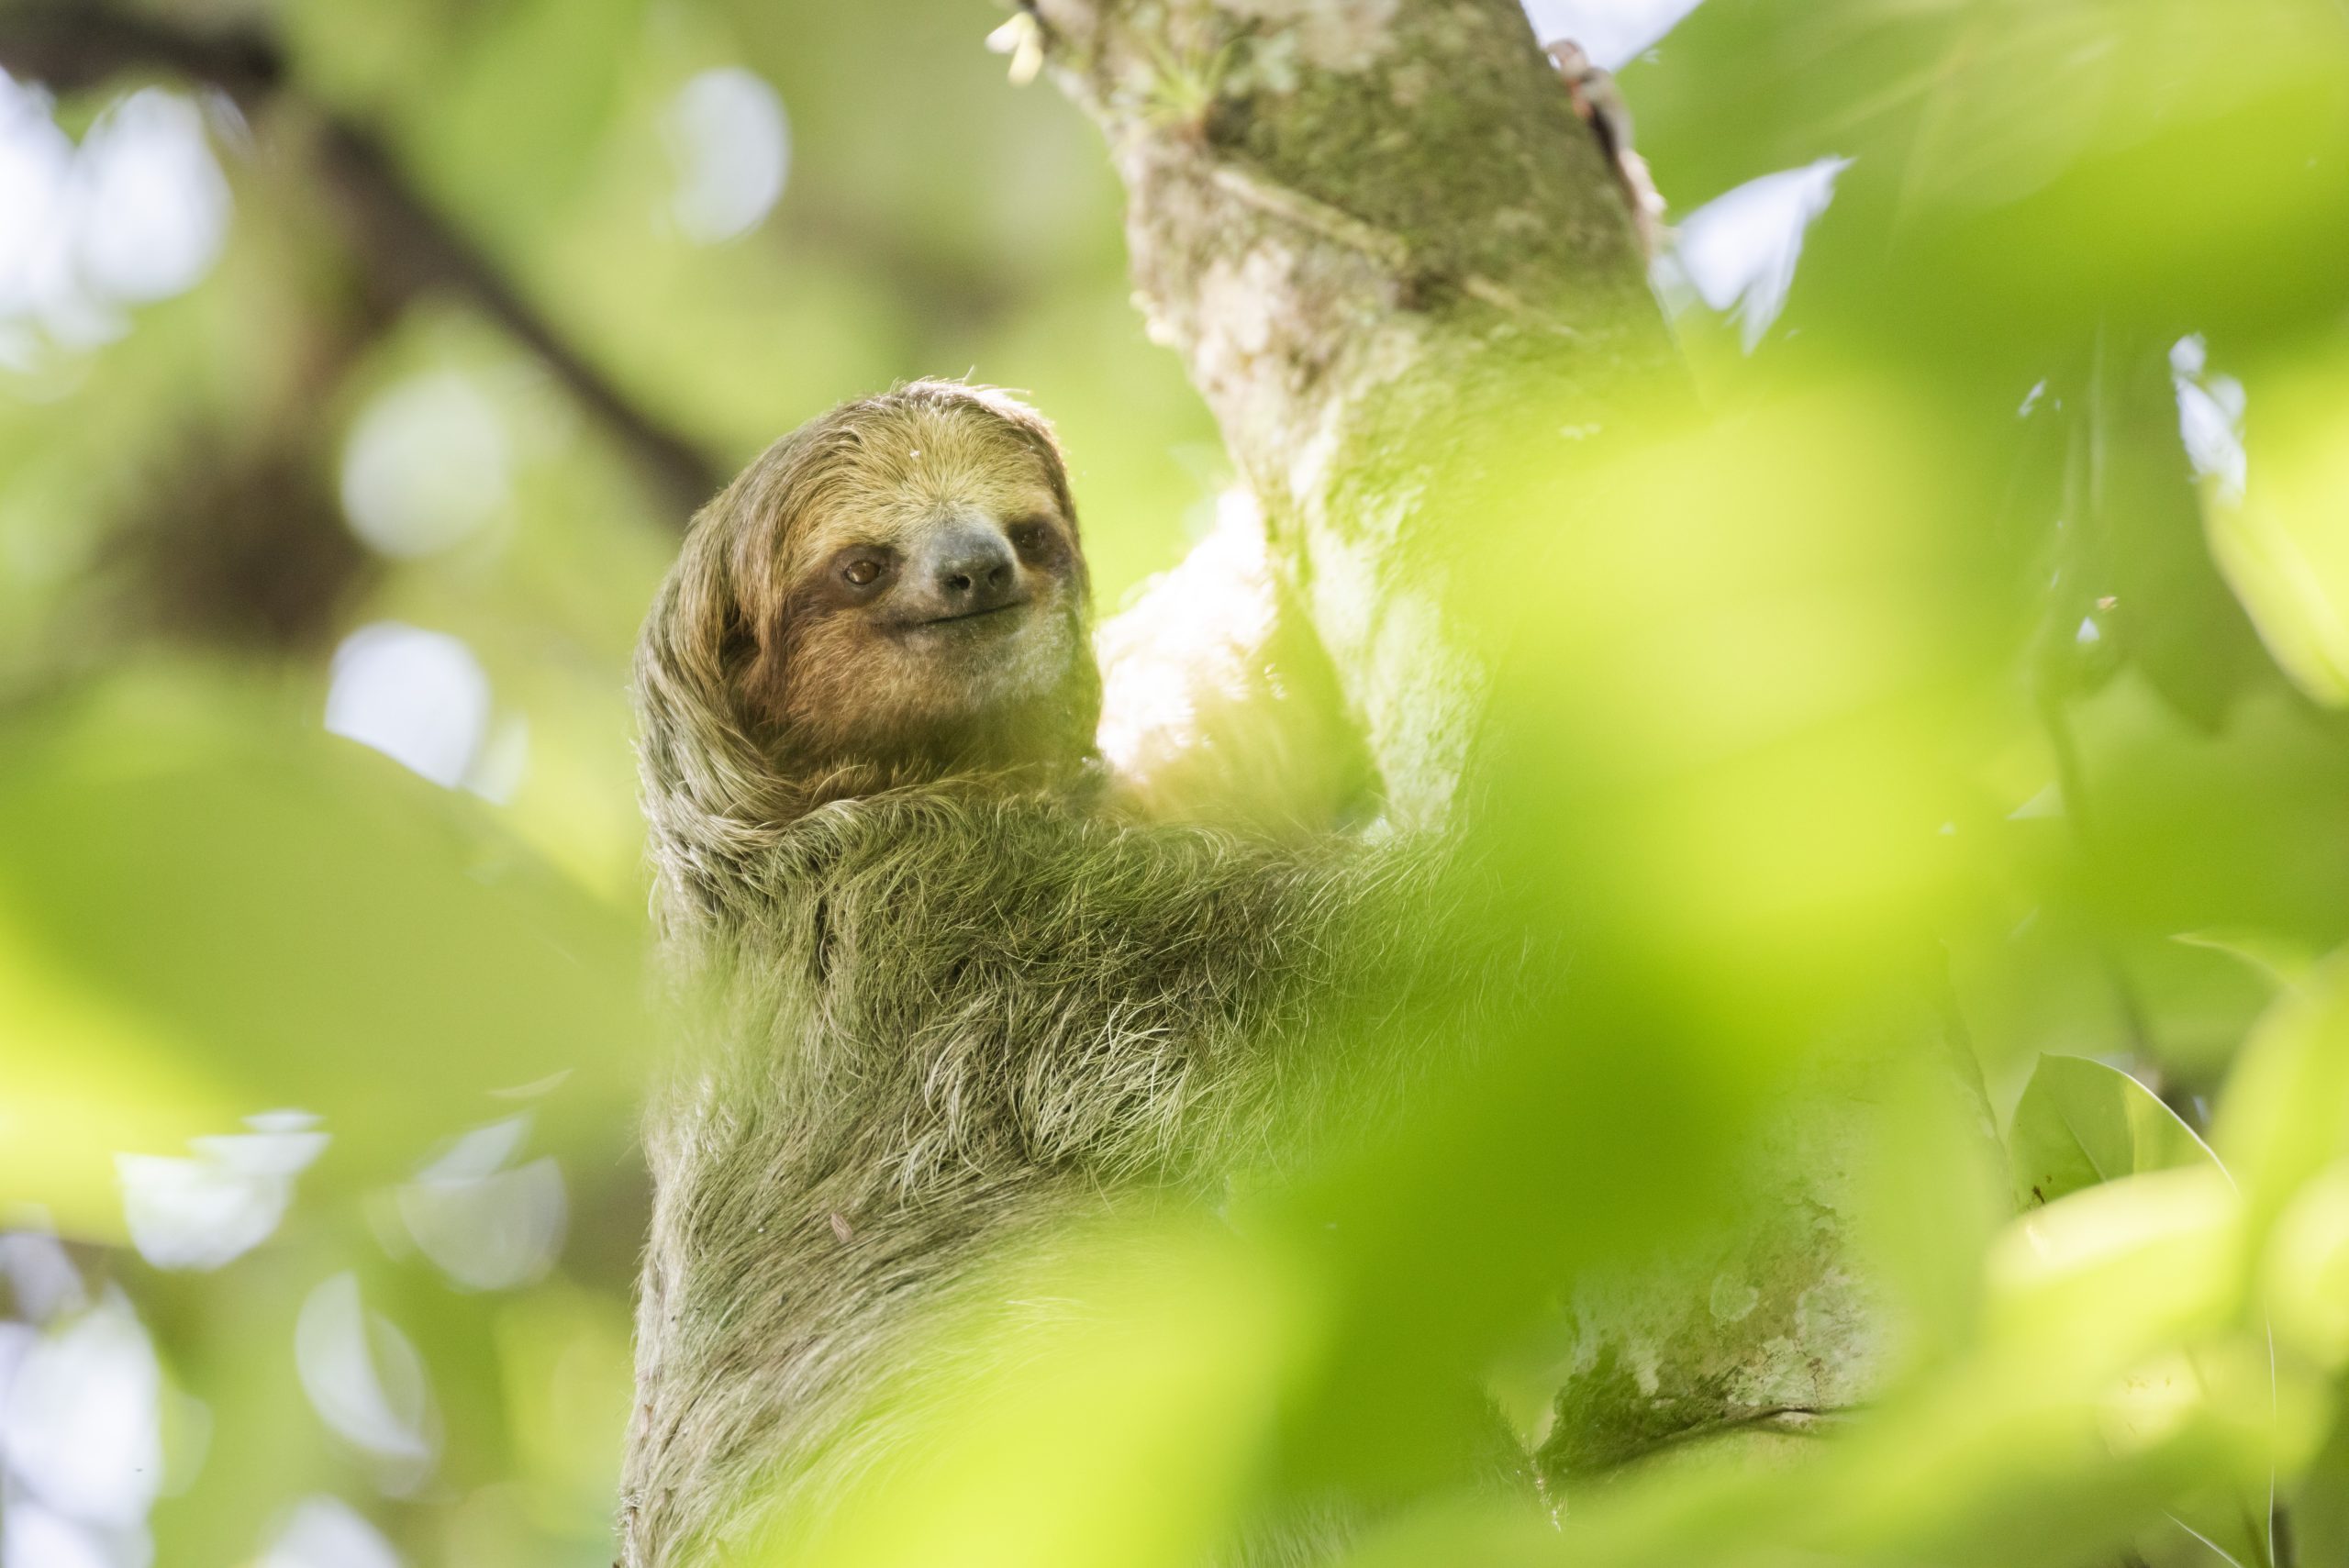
{"left": 921, "top": 519, "right": 1021, "bottom": 617}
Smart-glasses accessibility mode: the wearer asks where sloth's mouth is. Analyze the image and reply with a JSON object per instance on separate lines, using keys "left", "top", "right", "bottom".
{"left": 914, "top": 598, "right": 1030, "bottom": 629}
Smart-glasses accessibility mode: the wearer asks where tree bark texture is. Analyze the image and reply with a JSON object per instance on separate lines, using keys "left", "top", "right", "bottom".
{"left": 1038, "top": 0, "right": 1949, "bottom": 1493}
{"left": 1035, "top": 0, "right": 1675, "bottom": 828}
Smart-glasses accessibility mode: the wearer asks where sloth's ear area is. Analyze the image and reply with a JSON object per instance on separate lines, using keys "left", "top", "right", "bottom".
{"left": 637, "top": 522, "right": 760, "bottom": 793}
{"left": 645, "top": 485, "right": 785, "bottom": 734}
{"left": 718, "top": 593, "right": 769, "bottom": 708}
{"left": 715, "top": 527, "right": 797, "bottom": 737}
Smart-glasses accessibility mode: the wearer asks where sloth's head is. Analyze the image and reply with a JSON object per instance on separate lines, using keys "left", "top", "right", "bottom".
{"left": 642, "top": 382, "right": 1100, "bottom": 811}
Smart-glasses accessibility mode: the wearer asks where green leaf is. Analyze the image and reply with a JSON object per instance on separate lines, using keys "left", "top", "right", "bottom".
{"left": 0, "top": 901, "right": 243, "bottom": 1241}
{"left": 0, "top": 668, "right": 650, "bottom": 1194}
{"left": 2174, "top": 929, "right": 2321, "bottom": 994}
{"left": 2009, "top": 1053, "right": 2219, "bottom": 1210}
{"left": 2142, "top": 1494, "right": 2276, "bottom": 1568}
{"left": 1631, "top": 0, "right": 2349, "bottom": 343}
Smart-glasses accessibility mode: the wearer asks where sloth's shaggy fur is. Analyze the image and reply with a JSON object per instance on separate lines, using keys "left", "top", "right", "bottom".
{"left": 621, "top": 384, "right": 1448, "bottom": 1566}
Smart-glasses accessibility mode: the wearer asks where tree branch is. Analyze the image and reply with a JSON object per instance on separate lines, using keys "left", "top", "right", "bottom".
{"left": 0, "top": 0, "right": 724, "bottom": 522}
{"left": 1045, "top": 0, "right": 1910, "bottom": 1498}
{"left": 1038, "top": 0, "right": 1676, "bottom": 826}
{"left": 0, "top": 2, "right": 283, "bottom": 105}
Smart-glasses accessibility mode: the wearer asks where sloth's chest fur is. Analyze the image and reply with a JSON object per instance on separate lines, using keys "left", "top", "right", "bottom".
{"left": 624, "top": 788, "right": 1458, "bottom": 1565}
{"left": 676, "top": 795, "right": 1332, "bottom": 1201}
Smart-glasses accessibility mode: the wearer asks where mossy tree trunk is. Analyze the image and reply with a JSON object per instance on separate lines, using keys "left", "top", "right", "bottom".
{"left": 1031, "top": 0, "right": 1673, "bottom": 827}
{"left": 1029, "top": 0, "right": 1928, "bottom": 1493}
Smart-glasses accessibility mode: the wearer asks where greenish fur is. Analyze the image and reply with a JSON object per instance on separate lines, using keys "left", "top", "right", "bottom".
{"left": 619, "top": 384, "right": 1466, "bottom": 1565}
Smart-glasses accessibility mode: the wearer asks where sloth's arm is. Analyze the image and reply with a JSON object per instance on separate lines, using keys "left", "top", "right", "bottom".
{"left": 768, "top": 793, "right": 1449, "bottom": 1181}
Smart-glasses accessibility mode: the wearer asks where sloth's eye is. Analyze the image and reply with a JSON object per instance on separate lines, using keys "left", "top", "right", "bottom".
{"left": 842, "top": 558, "right": 884, "bottom": 587}
{"left": 1008, "top": 517, "right": 1060, "bottom": 564}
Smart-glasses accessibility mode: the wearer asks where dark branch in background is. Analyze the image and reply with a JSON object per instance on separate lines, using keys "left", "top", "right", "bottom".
{"left": 306, "top": 125, "right": 723, "bottom": 517}
{"left": 0, "top": 2, "right": 284, "bottom": 102}
{"left": 0, "top": 0, "right": 725, "bottom": 523}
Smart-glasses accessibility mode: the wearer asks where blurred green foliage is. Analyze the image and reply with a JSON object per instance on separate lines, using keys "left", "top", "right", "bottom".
{"left": 3, "top": 0, "right": 2349, "bottom": 1566}
{"left": 0, "top": 1, "right": 1211, "bottom": 1562}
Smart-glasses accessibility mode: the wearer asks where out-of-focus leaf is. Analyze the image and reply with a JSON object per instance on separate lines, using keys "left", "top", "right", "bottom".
{"left": 2002, "top": 1051, "right": 2290, "bottom": 1568}
{"left": 1993, "top": 1051, "right": 2310, "bottom": 1568}
{"left": 1632, "top": 0, "right": 2349, "bottom": 348}
{"left": 0, "top": 667, "right": 648, "bottom": 1188}
{"left": 279, "top": 0, "right": 472, "bottom": 120}
{"left": 771, "top": 1219, "right": 1301, "bottom": 1568}
{"left": 2215, "top": 960, "right": 2349, "bottom": 1225}
{"left": 2201, "top": 334, "right": 2349, "bottom": 710}
{"left": 1250, "top": 376, "right": 2001, "bottom": 1492}
{"left": 2043, "top": 677, "right": 2349, "bottom": 1069}
{"left": 2127, "top": 1338, "right": 2286, "bottom": 1568}
{"left": 2010, "top": 1053, "right": 2217, "bottom": 1209}
{"left": 497, "top": 1284, "right": 634, "bottom": 1536}
{"left": 1481, "top": 378, "right": 1987, "bottom": 1016}
{"left": 2291, "top": 1408, "right": 2349, "bottom": 1568}
{"left": 1987, "top": 1167, "right": 2244, "bottom": 1372}
{"left": 2084, "top": 339, "right": 2278, "bottom": 733}
{"left": 2263, "top": 1162, "right": 2349, "bottom": 1370}
{"left": 2175, "top": 929, "right": 2322, "bottom": 995}
{"left": 0, "top": 906, "right": 240, "bottom": 1240}
{"left": 1987, "top": 1173, "right": 2275, "bottom": 1568}
{"left": 402, "top": 0, "right": 650, "bottom": 253}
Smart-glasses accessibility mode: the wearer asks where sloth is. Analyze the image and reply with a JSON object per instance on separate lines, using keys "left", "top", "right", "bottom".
{"left": 620, "top": 382, "right": 1458, "bottom": 1566}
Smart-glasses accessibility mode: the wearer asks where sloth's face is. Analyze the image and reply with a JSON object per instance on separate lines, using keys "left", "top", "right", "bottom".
{"left": 746, "top": 404, "right": 1098, "bottom": 773}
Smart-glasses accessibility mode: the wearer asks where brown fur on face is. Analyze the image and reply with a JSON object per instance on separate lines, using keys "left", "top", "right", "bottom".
{"left": 637, "top": 382, "right": 1100, "bottom": 833}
